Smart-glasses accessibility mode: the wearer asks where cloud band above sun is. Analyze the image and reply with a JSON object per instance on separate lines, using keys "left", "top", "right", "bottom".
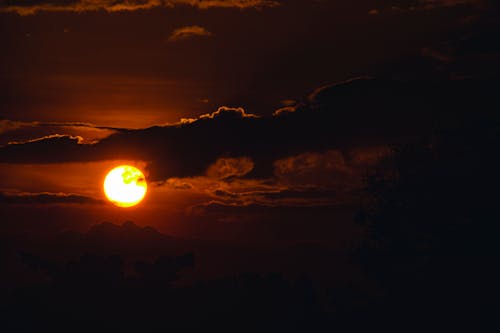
{"left": 0, "top": 0, "right": 280, "bottom": 15}
{"left": 2, "top": 77, "right": 497, "bottom": 183}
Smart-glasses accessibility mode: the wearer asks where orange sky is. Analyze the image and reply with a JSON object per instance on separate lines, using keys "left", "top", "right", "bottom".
{"left": 1, "top": 0, "right": 498, "bottom": 241}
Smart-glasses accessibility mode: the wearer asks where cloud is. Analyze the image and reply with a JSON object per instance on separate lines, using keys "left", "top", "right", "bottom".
{"left": 0, "top": 120, "right": 121, "bottom": 135}
{"left": 9, "top": 134, "right": 85, "bottom": 145}
{"left": 0, "top": 78, "right": 497, "bottom": 183}
{"left": 159, "top": 147, "right": 385, "bottom": 211}
{"left": 179, "top": 106, "right": 258, "bottom": 123}
{"left": 421, "top": 47, "right": 455, "bottom": 63}
{"left": 168, "top": 25, "right": 213, "bottom": 42}
{"left": 0, "top": 134, "right": 90, "bottom": 163}
{"left": 417, "top": 0, "right": 484, "bottom": 10}
{"left": 274, "top": 150, "right": 356, "bottom": 188}
{"left": 0, "top": 120, "right": 121, "bottom": 145}
{"left": 206, "top": 157, "right": 254, "bottom": 179}
{"left": 0, "top": 0, "right": 280, "bottom": 15}
{"left": 207, "top": 187, "right": 341, "bottom": 208}
{"left": 0, "top": 191, "right": 103, "bottom": 205}
{"left": 370, "top": 0, "right": 486, "bottom": 14}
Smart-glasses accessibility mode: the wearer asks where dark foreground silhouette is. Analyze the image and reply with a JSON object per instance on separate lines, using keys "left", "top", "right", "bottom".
{"left": 2, "top": 114, "right": 500, "bottom": 332}
{"left": 355, "top": 116, "right": 500, "bottom": 331}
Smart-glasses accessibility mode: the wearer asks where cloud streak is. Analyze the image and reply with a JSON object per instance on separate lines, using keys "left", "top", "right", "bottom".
{"left": 0, "top": 191, "right": 104, "bottom": 205}
{"left": 161, "top": 147, "right": 380, "bottom": 211}
{"left": 0, "top": 120, "right": 123, "bottom": 145}
{"left": 369, "top": 0, "right": 486, "bottom": 14}
{"left": 0, "top": 0, "right": 280, "bottom": 15}
{"left": 168, "top": 25, "right": 213, "bottom": 42}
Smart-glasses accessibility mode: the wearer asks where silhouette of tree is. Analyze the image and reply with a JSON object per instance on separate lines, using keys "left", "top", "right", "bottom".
{"left": 134, "top": 253, "right": 195, "bottom": 286}
{"left": 6, "top": 250, "right": 331, "bottom": 332}
{"left": 357, "top": 117, "right": 500, "bottom": 327}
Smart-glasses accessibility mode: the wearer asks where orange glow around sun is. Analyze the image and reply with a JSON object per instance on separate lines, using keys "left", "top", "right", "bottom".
{"left": 103, "top": 165, "right": 147, "bottom": 207}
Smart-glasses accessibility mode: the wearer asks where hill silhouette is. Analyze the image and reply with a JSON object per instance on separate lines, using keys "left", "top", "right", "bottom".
{"left": 2, "top": 222, "right": 360, "bottom": 333}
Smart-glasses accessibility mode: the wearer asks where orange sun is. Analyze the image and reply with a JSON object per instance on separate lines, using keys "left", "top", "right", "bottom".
{"left": 103, "top": 165, "right": 147, "bottom": 207}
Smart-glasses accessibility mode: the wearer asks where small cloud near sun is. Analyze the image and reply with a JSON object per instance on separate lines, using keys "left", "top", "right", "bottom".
{"left": 167, "top": 26, "right": 213, "bottom": 42}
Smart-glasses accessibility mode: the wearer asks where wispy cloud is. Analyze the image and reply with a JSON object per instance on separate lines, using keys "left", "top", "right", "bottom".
{"left": 0, "top": 0, "right": 280, "bottom": 16}
{"left": 168, "top": 25, "right": 213, "bottom": 42}
{"left": 0, "top": 120, "right": 121, "bottom": 145}
{"left": 0, "top": 191, "right": 104, "bottom": 205}
{"left": 368, "top": 0, "right": 485, "bottom": 14}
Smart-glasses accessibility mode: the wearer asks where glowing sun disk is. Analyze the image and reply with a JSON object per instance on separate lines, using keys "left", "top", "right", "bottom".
{"left": 103, "top": 165, "right": 147, "bottom": 207}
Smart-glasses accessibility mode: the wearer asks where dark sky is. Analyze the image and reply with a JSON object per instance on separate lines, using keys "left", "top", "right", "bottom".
{"left": 2, "top": 3, "right": 500, "bottom": 331}
{"left": 1, "top": 0, "right": 499, "bottom": 238}
{"left": 1, "top": 0, "right": 493, "bottom": 127}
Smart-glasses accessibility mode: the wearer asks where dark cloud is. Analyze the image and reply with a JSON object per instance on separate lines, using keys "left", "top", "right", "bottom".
{"left": 0, "top": 120, "right": 123, "bottom": 132}
{"left": 186, "top": 201, "right": 363, "bottom": 243}
{"left": 0, "top": 0, "right": 280, "bottom": 15}
{"left": 209, "top": 187, "right": 339, "bottom": 207}
{"left": 0, "top": 134, "right": 91, "bottom": 163}
{"left": 0, "top": 78, "right": 498, "bottom": 182}
{"left": 167, "top": 26, "right": 213, "bottom": 42}
{"left": 273, "top": 150, "right": 360, "bottom": 192}
{"left": 418, "top": 8, "right": 500, "bottom": 78}
{"left": 159, "top": 146, "right": 384, "bottom": 211}
{"left": 0, "top": 191, "right": 103, "bottom": 205}
{"left": 206, "top": 157, "right": 254, "bottom": 179}
{"left": 370, "top": 0, "right": 487, "bottom": 13}
{"left": 417, "top": 0, "right": 485, "bottom": 10}
{"left": 0, "top": 120, "right": 122, "bottom": 145}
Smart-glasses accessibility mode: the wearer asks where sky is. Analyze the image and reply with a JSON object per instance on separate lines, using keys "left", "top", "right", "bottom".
{"left": 1, "top": 0, "right": 499, "bottom": 241}
{"left": 1, "top": 0, "right": 495, "bottom": 126}
{"left": 2, "top": 2, "right": 500, "bottom": 331}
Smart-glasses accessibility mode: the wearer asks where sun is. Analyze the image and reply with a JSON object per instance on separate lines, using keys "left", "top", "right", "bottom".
{"left": 103, "top": 165, "right": 147, "bottom": 207}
